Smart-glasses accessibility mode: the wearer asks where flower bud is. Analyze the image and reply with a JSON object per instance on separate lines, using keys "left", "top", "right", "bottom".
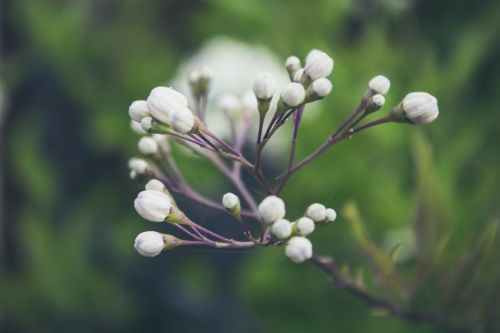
{"left": 253, "top": 72, "right": 276, "bottom": 100}
{"left": 286, "top": 56, "right": 301, "bottom": 78}
{"left": 147, "top": 87, "right": 189, "bottom": 124}
{"left": 134, "top": 231, "right": 181, "bottom": 257}
{"left": 129, "top": 100, "right": 150, "bottom": 122}
{"left": 138, "top": 136, "right": 159, "bottom": 155}
{"left": 325, "top": 208, "right": 337, "bottom": 223}
{"left": 392, "top": 92, "right": 439, "bottom": 124}
{"left": 304, "top": 49, "right": 334, "bottom": 80}
{"left": 145, "top": 179, "right": 165, "bottom": 191}
{"left": 169, "top": 108, "right": 196, "bottom": 134}
{"left": 189, "top": 65, "right": 213, "bottom": 97}
{"left": 128, "top": 158, "right": 149, "bottom": 174}
{"left": 258, "top": 195, "right": 286, "bottom": 224}
{"left": 311, "top": 78, "right": 332, "bottom": 98}
{"left": 368, "top": 75, "right": 390, "bottom": 95}
{"left": 271, "top": 219, "right": 292, "bottom": 239}
{"left": 134, "top": 190, "right": 172, "bottom": 222}
{"left": 285, "top": 236, "right": 313, "bottom": 263}
{"left": 222, "top": 192, "right": 241, "bottom": 216}
{"left": 366, "top": 94, "right": 385, "bottom": 113}
{"left": 305, "top": 203, "right": 327, "bottom": 222}
{"left": 294, "top": 217, "right": 315, "bottom": 236}
{"left": 130, "top": 120, "right": 148, "bottom": 135}
{"left": 134, "top": 231, "right": 165, "bottom": 257}
{"left": 280, "top": 82, "right": 306, "bottom": 108}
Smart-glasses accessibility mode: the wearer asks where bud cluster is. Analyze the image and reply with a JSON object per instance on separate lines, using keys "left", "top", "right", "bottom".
{"left": 126, "top": 46, "right": 439, "bottom": 264}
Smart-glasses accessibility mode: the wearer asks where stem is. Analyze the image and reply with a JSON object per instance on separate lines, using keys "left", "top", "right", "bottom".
{"left": 274, "top": 106, "right": 304, "bottom": 194}
{"left": 172, "top": 223, "right": 204, "bottom": 240}
{"left": 257, "top": 114, "right": 265, "bottom": 144}
{"left": 202, "top": 127, "right": 241, "bottom": 156}
{"left": 289, "top": 99, "right": 372, "bottom": 177}
{"left": 196, "top": 132, "right": 220, "bottom": 152}
{"left": 180, "top": 239, "right": 256, "bottom": 248}
{"left": 189, "top": 222, "right": 238, "bottom": 243}
{"left": 309, "top": 256, "right": 462, "bottom": 332}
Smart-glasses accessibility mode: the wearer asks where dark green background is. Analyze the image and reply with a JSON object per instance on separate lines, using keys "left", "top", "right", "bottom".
{"left": 1, "top": 0, "right": 499, "bottom": 332}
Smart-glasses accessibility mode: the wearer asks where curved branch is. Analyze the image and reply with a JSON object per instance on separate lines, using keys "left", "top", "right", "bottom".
{"left": 309, "top": 256, "right": 463, "bottom": 333}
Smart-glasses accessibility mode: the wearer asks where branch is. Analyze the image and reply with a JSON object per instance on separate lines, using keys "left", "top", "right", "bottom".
{"left": 309, "top": 256, "right": 463, "bottom": 333}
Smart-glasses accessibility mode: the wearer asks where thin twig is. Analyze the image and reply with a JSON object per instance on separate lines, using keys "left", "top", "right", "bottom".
{"left": 274, "top": 105, "right": 304, "bottom": 194}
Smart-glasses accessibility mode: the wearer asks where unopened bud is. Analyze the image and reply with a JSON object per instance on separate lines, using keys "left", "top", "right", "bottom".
{"left": 368, "top": 75, "right": 390, "bottom": 95}
{"left": 134, "top": 190, "right": 172, "bottom": 222}
{"left": 280, "top": 82, "right": 305, "bottom": 108}
{"left": 293, "top": 217, "right": 315, "bottom": 236}
{"left": 286, "top": 56, "right": 301, "bottom": 79}
{"left": 305, "top": 203, "right": 327, "bottom": 222}
{"left": 271, "top": 219, "right": 292, "bottom": 239}
{"left": 134, "top": 231, "right": 181, "bottom": 257}
{"left": 138, "top": 136, "right": 159, "bottom": 155}
{"left": 304, "top": 49, "right": 334, "bottom": 81}
{"left": 222, "top": 192, "right": 241, "bottom": 217}
{"left": 366, "top": 94, "right": 385, "bottom": 113}
{"left": 391, "top": 92, "right": 439, "bottom": 124}
{"left": 129, "top": 100, "right": 150, "bottom": 122}
{"left": 285, "top": 236, "right": 313, "bottom": 263}
{"left": 258, "top": 195, "right": 286, "bottom": 224}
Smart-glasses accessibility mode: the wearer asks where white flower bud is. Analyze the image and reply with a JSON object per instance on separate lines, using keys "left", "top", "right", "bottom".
{"left": 372, "top": 94, "right": 385, "bottom": 107}
{"left": 169, "top": 108, "right": 196, "bottom": 134}
{"left": 325, "top": 208, "right": 337, "bottom": 222}
{"left": 293, "top": 68, "right": 304, "bottom": 82}
{"left": 368, "top": 75, "right": 391, "bottom": 95}
{"left": 138, "top": 136, "right": 159, "bottom": 155}
{"left": 304, "top": 49, "right": 334, "bottom": 80}
{"left": 199, "top": 65, "right": 214, "bottom": 81}
{"left": 399, "top": 92, "right": 439, "bottom": 124}
{"left": 130, "top": 120, "right": 147, "bottom": 135}
{"left": 271, "top": 219, "right": 292, "bottom": 239}
{"left": 281, "top": 82, "right": 306, "bottom": 107}
{"left": 222, "top": 192, "right": 240, "bottom": 210}
{"left": 188, "top": 70, "right": 200, "bottom": 85}
{"left": 285, "top": 236, "right": 313, "bottom": 263}
{"left": 134, "top": 190, "right": 172, "bottom": 222}
{"left": 128, "top": 158, "right": 148, "bottom": 174}
{"left": 305, "top": 203, "right": 327, "bottom": 222}
{"left": 219, "top": 94, "right": 242, "bottom": 118}
{"left": 147, "top": 87, "right": 188, "bottom": 124}
{"left": 141, "top": 116, "right": 153, "bottom": 131}
{"left": 295, "top": 217, "right": 315, "bottom": 236}
{"left": 311, "top": 78, "right": 332, "bottom": 97}
{"left": 145, "top": 179, "right": 165, "bottom": 191}
{"left": 134, "top": 231, "right": 165, "bottom": 257}
{"left": 129, "top": 100, "right": 150, "bottom": 122}
{"left": 258, "top": 195, "right": 286, "bottom": 224}
{"left": 286, "top": 56, "right": 301, "bottom": 73}
{"left": 253, "top": 72, "right": 277, "bottom": 100}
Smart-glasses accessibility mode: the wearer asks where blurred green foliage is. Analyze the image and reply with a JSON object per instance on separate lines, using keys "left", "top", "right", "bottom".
{"left": 1, "top": 0, "right": 500, "bottom": 332}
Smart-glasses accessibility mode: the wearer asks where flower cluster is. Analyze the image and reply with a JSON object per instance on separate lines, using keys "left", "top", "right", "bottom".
{"left": 127, "top": 48, "right": 439, "bottom": 262}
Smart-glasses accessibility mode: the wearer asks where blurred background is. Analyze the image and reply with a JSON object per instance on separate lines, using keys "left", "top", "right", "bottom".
{"left": 1, "top": 0, "right": 500, "bottom": 332}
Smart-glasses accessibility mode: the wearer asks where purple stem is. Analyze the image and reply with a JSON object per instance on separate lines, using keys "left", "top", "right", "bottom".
{"left": 274, "top": 105, "right": 304, "bottom": 194}
{"left": 173, "top": 223, "right": 203, "bottom": 240}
